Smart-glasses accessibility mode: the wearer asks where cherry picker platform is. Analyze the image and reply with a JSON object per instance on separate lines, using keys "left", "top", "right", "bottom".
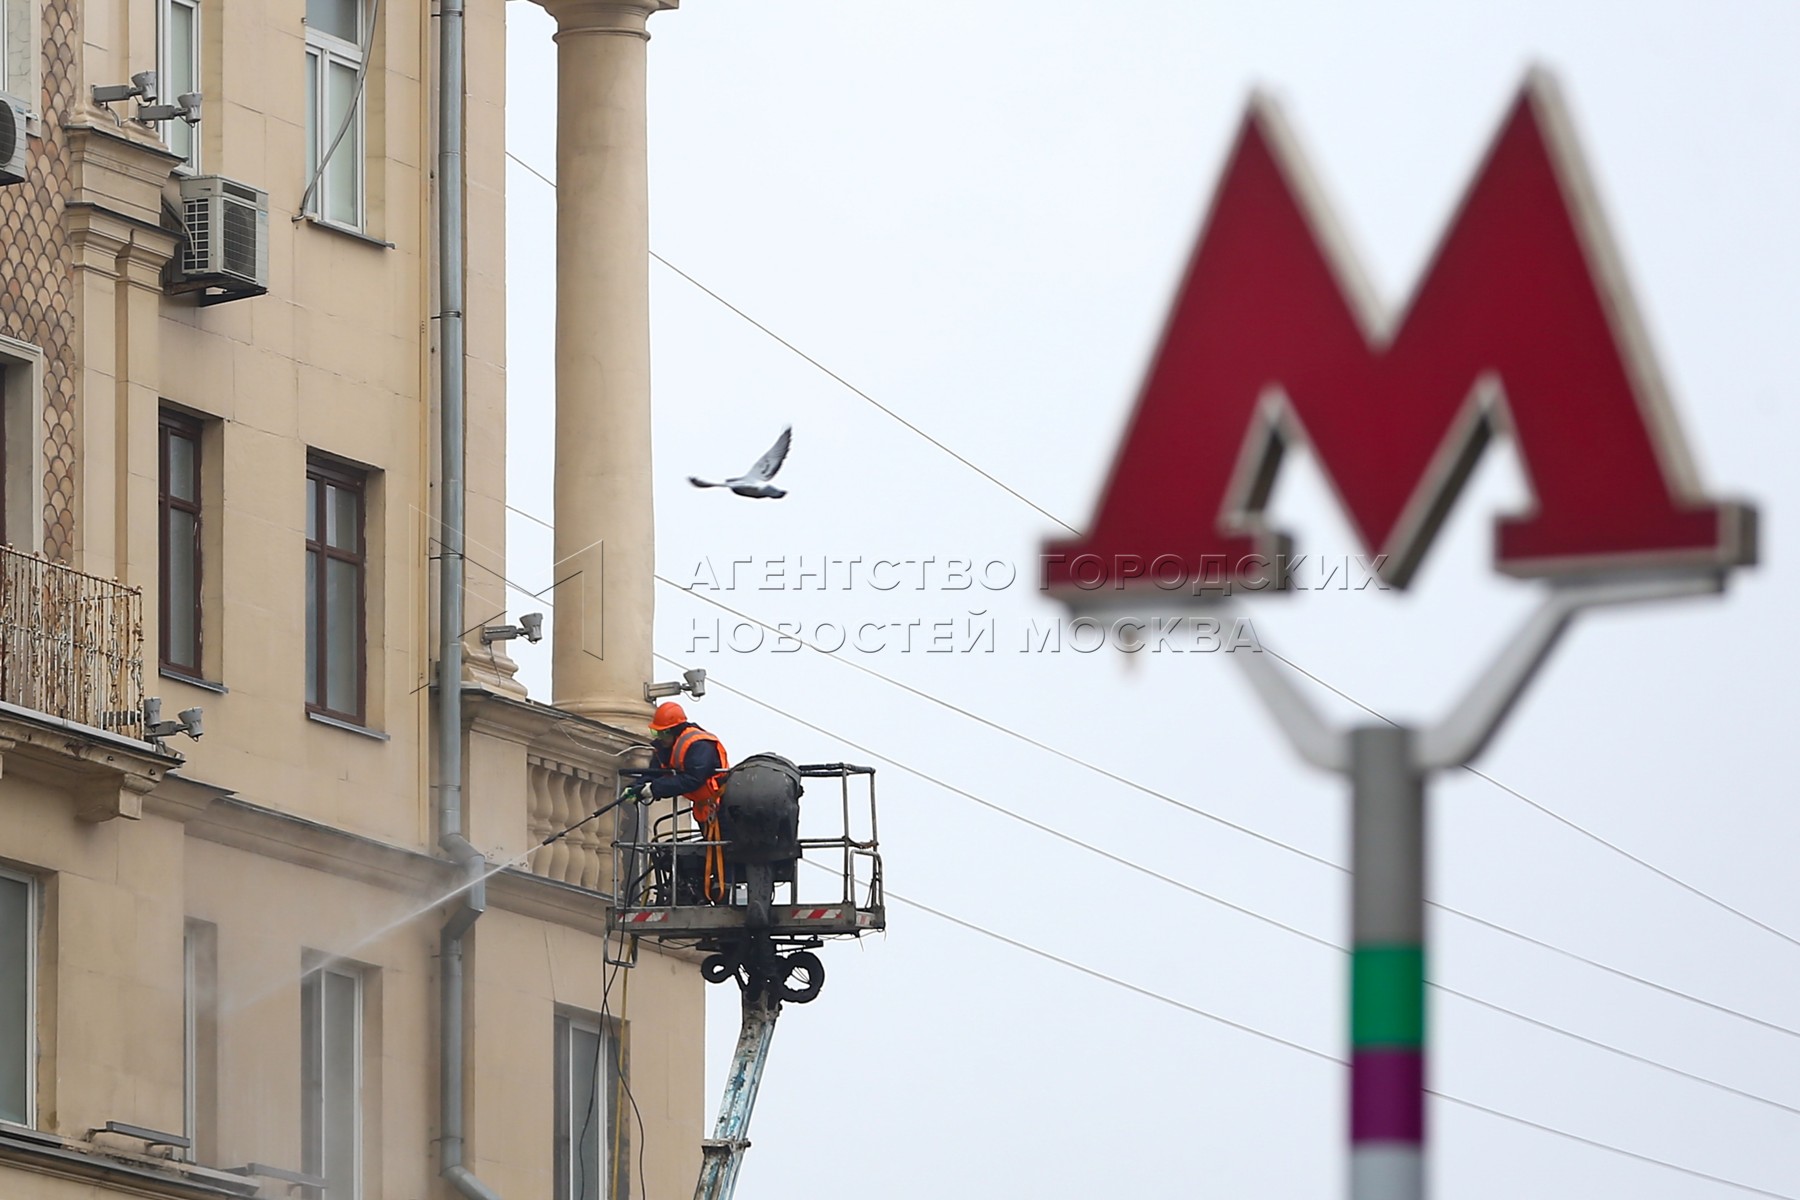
{"left": 610, "top": 755, "right": 885, "bottom": 1200}
{"left": 612, "top": 758, "right": 885, "bottom": 948}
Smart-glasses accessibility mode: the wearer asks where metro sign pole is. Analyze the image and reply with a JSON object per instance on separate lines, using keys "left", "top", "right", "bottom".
{"left": 1042, "top": 72, "right": 1755, "bottom": 1200}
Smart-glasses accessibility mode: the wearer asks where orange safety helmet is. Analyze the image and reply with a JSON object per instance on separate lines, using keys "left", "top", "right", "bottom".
{"left": 649, "top": 701, "right": 688, "bottom": 731}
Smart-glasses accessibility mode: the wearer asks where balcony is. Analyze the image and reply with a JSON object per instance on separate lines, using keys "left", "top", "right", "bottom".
{"left": 0, "top": 545, "right": 145, "bottom": 738}
{"left": 527, "top": 753, "right": 616, "bottom": 892}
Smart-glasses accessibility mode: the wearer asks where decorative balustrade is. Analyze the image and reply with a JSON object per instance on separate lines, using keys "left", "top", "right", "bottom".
{"left": 526, "top": 753, "right": 615, "bottom": 893}
{"left": 0, "top": 546, "right": 145, "bottom": 738}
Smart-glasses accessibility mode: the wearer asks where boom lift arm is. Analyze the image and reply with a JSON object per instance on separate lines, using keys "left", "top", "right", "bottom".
{"left": 611, "top": 759, "right": 883, "bottom": 1200}
{"left": 694, "top": 988, "right": 780, "bottom": 1200}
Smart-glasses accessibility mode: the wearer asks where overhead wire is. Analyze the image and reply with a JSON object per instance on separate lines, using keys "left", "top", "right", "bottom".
{"left": 650, "top": 586, "right": 1800, "bottom": 1042}
{"left": 505, "top": 148, "right": 1076, "bottom": 539}
{"left": 873, "top": 873, "right": 1800, "bottom": 1200}
{"left": 500, "top": 150, "right": 1800, "bottom": 1171}
{"left": 642, "top": 267, "right": 1796, "bottom": 950}
{"left": 702, "top": 657, "right": 1800, "bottom": 1120}
{"left": 652, "top": 655, "right": 1344, "bottom": 950}
{"left": 507, "top": 146, "right": 1794, "bottom": 958}
{"left": 656, "top": 573, "right": 1342, "bottom": 867}
{"left": 1459, "top": 761, "right": 1800, "bottom": 951}
{"left": 1253, "top": 635, "right": 1800, "bottom": 955}
{"left": 1426, "top": 899, "right": 1800, "bottom": 1042}
{"left": 485, "top": 376, "right": 1800, "bottom": 1084}
{"left": 1425, "top": 981, "right": 1800, "bottom": 1119}
{"left": 434, "top": 486, "right": 1800, "bottom": 1093}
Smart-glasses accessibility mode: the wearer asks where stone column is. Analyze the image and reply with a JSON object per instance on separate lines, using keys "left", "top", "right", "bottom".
{"left": 62, "top": 124, "right": 182, "bottom": 583}
{"left": 534, "top": 0, "right": 676, "bottom": 727}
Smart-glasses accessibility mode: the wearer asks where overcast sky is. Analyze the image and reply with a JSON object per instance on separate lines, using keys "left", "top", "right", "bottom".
{"left": 502, "top": 4, "right": 1800, "bottom": 1197}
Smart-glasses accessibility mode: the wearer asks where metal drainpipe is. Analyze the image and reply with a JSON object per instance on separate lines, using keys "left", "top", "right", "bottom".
{"left": 435, "top": 0, "right": 499, "bottom": 1196}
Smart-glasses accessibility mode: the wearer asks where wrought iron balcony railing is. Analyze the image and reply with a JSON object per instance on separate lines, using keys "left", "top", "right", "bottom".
{"left": 0, "top": 546, "right": 145, "bottom": 740}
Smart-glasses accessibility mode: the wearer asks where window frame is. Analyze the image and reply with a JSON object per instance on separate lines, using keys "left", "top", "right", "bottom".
{"left": 0, "top": 0, "right": 42, "bottom": 127}
{"left": 554, "top": 1010, "right": 623, "bottom": 1200}
{"left": 183, "top": 920, "right": 217, "bottom": 1164}
{"left": 303, "top": 1, "right": 368, "bottom": 233}
{"left": 0, "top": 362, "right": 8, "bottom": 543}
{"left": 304, "top": 455, "right": 368, "bottom": 725}
{"left": 156, "top": 0, "right": 202, "bottom": 173}
{"left": 159, "top": 408, "right": 205, "bottom": 679}
{"left": 0, "top": 867, "right": 36, "bottom": 1129}
{"left": 0, "top": 333, "right": 43, "bottom": 552}
{"left": 183, "top": 924, "right": 197, "bottom": 1152}
{"left": 301, "top": 960, "right": 364, "bottom": 1200}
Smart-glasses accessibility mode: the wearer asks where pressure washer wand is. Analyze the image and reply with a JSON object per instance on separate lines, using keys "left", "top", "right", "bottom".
{"left": 537, "top": 793, "right": 630, "bottom": 848}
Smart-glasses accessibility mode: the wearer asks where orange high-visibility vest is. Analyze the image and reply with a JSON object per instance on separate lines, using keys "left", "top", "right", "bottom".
{"left": 670, "top": 728, "right": 729, "bottom": 822}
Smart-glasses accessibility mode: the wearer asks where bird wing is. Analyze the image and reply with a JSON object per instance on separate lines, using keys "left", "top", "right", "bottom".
{"left": 743, "top": 426, "right": 792, "bottom": 482}
{"left": 688, "top": 476, "right": 723, "bottom": 489}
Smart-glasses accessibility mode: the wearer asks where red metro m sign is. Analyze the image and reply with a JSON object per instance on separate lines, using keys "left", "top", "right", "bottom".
{"left": 1045, "top": 75, "right": 1756, "bottom": 594}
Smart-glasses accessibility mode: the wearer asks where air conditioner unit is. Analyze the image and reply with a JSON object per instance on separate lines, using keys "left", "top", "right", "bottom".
{"left": 175, "top": 175, "right": 269, "bottom": 294}
{"left": 0, "top": 92, "right": 28, "bottom": 186}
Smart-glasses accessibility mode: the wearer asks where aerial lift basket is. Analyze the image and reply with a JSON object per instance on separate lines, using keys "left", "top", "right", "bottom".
{"left": 610, "top": 758, "right": 885, "bottom": 948}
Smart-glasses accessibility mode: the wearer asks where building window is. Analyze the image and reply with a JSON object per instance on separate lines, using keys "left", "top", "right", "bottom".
{"left": 554, "top": 1012, "right": 623, "bottom": 1200}
{"left": 0, "top": 336, "right": 43, "bottom": 551}
{"left": 0, "top": 869, "right": 34, "bottom": 1126}
{"left": 158, "top": 0, "right": 200, "bottom": 172}
{"left": 0, "top": 364, "right": 8, "bottom": 542}
{"left": 301, "top": 962, "right": 362, "bottom": 1200}
{"left": 305, "top": 457, "right": 365, "bottom": 723}
{"left": 0, "top": 0, "right": 37, "bottom": 109}
{"left": 160, "top": 410, "right": 204, "bottom": 677}
{"left": 303, "top": 0, "right": 367, "bottom": 230}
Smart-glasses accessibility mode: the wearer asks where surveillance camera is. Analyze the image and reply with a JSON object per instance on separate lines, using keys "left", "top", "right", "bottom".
{"left": 519, "top": 612, "right": 544, "bottom": 643}
{"left": 178, "top": 93, "right": 201, "bottom": 124}
{"left": 94, "top": 73, "right": 157, "bottom": 105}
{"left": 178, "top": 708, "right": 204, "bottom": 739}
{"left": 683, "top": 668, "right": 707, "bottom": 698}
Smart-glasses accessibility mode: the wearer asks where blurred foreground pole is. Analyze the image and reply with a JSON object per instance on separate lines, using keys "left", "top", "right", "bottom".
{"left": 1348, "top": 727, "right": 1425, "bottom": 1200}
{"left": 1222, "top": 575, "right": 1724, "bottom": 1200}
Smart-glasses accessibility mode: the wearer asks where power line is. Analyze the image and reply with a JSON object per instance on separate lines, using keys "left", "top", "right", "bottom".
{"left": 1428, "top": 899, "right": 1800, "bottom": 1042}
{"left": 1427, "top": 982, "right": 1800, "bottom": 1119}
{"left": 1460, "top": 761, "right": 1800, "bottom": 951}
{"left": 510, "top": 142, "right": 1793, "bottom": 956}
{"left": 652, "top": 586, "right": 1800, "bottom": 1043}
{"left": 1425, "top": 1090, "right": 1798, "bottom": 1200}
{"left": 500, "top": 141, "right": 1792, "bottom": 1021}
{"left": 506, "top": 149, "right": 557, "bottom": 191}
{"left": 658, "top": 656, "right": 1343, "bottom": 952}
{"left": 1251, "top": 644, "right": 1800, "bottom": 955}
{"left": 656, "top": 573, "right": 1342, "bottom": 870}
{"left": 504, "top": 148, "right": 1081, "bottom": 538}
{"left": 646, "top": 252, "right": 1083, "bottom": 537}
{"left": 650, "top": 258, "right": 1794, "bottom": 950}
{"left": 699, "top": 656, "right": 1800, "bottom": 1119}
{"left": 884, "top": 878, "right": 1340, "bottom": 1064}
{"left": 877, "top": 875, "right": 1800, "bottom": 1200}
{"left": 502, "top": 148, "right": 1800, "bottom": 1192}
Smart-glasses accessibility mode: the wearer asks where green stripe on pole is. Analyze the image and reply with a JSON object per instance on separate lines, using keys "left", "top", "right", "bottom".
{"left": 1351, "top": 946, "right": 1424, "bottom": 1047}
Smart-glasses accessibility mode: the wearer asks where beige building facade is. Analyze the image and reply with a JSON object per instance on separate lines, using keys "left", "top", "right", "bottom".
{"left": 0, "top": 1, "right": 700, "bottom": 1199}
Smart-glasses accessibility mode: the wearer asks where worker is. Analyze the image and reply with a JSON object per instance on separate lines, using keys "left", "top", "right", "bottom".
{"left": 625, "top": 702, "right": 732, "bottom": 900}
{"left": 627, "top": 702, "right": 729, "bottom": 816}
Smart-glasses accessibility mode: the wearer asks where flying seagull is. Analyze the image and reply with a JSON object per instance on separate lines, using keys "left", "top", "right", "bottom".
{"left": 689, "top": 426, "right": 792, "bottom": 499}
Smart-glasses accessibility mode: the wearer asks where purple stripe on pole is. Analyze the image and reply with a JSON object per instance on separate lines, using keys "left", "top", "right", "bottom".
{"left": 1350, "top": 1050, "right": 1423, "bottom": 1142}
